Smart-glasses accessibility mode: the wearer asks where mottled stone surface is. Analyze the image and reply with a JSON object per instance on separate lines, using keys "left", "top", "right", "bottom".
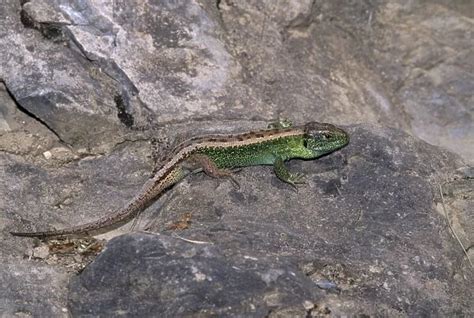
{"left": 69, "top": 233, "right": 323, "bottom": 317}
{"left": 372, "top": 2, "right": 474, "bottom": 164}
{"left": 66, "top": 124, "right": 470, "bottom": 316}
{"left": 1, "top": 0, "right": 472, "bottom": 317}
{"left": 0, "top": 261, "right": 69, "bottom": 317}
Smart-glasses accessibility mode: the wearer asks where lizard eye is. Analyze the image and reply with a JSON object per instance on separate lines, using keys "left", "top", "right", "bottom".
{"left": 303, "top": 139, "right": 308, "bottom": 148}
{"left": 319, "top": 133, "right": 331, "bottom": 141}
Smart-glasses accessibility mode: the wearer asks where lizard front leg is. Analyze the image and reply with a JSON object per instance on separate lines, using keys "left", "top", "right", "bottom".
{"left": 267, "top": 118, "right": 293, "bottom": 129}
{"left": 273, "top": 157, "right": 305, "bottom": 189}
{"left": 183, "top": 154, "right": 240, "bottom": 188}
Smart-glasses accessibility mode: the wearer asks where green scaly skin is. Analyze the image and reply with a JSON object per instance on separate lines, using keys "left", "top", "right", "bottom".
{"left": 11, "top": 120, "right": 349, "bottom": 238}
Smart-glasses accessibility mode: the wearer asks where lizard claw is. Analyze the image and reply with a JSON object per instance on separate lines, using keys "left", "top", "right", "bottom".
{"left": 228, "top": 175, "right": 241, "bottom": 189}
{"left": 287, "top": 173, "right": 306, "bottom": 193}
{"left": 290, "top": 172, "right": 306, "bottom": 184}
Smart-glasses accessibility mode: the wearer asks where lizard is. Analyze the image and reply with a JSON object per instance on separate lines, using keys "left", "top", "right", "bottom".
{"left": 10, "top": 120, "right": 349, "bottom": 238}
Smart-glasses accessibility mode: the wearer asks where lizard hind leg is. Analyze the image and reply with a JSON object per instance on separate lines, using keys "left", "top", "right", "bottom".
{"left": 184, "top": 154, "right": 240, "bottom": 189}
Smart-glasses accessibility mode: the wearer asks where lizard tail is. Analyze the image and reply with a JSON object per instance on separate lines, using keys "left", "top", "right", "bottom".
{"left": 11, "top": 167, "right": 188, "bottom": 238}
{"left": 10, "top": 201, "right": 144, "bottom": 238}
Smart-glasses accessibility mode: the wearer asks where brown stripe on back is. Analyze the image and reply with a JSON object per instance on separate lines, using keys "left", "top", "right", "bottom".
{"left": 169, "top": 126, "right": 299, "bottom": 155}
{"left": 151, "top": 126, "right": 304, "bottom": 177}
{"left": 149, "top": 125, "right": 304, "bottom": 188}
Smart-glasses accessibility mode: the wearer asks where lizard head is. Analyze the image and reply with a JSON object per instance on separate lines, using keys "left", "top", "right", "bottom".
{"left": 302, "top": 122, "right": 349, "bottom": 157}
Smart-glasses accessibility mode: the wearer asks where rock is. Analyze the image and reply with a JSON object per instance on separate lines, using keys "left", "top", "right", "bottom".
{"left": 1, "top": 0, "right": 126, "bottom": 150}
{"left": 69, "top": 233, "right": 323, "bottom": 317}
{"left": 0, "top": 261, "right": 69, "bottom": 317}
{"left": 1, "top": 0, "right": 472, "bottom": 316}
{"left": 2, "top": 1, "right": 472, "bottom": 160}
{"left": 4, "top": 124, "right": 467, "bottom": 316}
{"left": 372, "top": 2, "right": 474, "bottom": 164}
{"left": 131, "top": 125, "right": 470, "bottom": 316}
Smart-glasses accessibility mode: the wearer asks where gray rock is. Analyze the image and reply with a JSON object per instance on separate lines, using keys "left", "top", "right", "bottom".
{"left": 371, "top": 1, "right": 474, "bottom": 164}
{"left": 1, "top": 0, "right": 126, "bottom": 150}
{"left": 4, "top": 124, "right": 467, "bottom": 317}
{"left": 69, "top": 233, "right": 323, "bottom": 317}
{"left": 136, "top": 125, "right": 471, "bottom": 316}
{"left": 0, "top": 261, "right": 69, "bottom": 317}
{"left": 2, "top": 0, "right": 472, "bottom": 161}
{"left": 1, "top": 0, "right": 473, "bottom": 317}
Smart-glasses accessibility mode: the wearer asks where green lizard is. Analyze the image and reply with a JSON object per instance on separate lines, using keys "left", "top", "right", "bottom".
{"left": 11, "top": 120, "right": 349, "bottom": 238}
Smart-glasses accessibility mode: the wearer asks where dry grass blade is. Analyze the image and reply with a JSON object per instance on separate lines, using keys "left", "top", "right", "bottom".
{"left": 439, "top": 184, "right": 473, "bottom": 268}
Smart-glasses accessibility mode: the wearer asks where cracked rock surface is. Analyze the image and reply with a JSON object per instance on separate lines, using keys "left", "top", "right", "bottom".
{"left": 1, "top": 0, "right": 472, "bottom": 317}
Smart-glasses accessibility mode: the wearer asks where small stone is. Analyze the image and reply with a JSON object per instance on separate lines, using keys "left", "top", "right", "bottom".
{"left": 303, "top": 300, "right": 314, "bottom": 310}
{"left": 32, "top": 245, "right": 50, "bottom": 259}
